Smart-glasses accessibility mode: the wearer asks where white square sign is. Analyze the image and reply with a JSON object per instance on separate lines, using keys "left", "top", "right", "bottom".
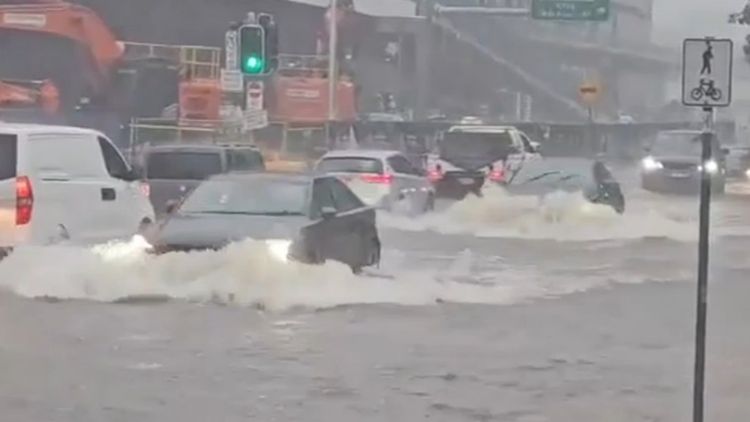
{"left": 682, "top": 38, "right": 733, "bottom": 107}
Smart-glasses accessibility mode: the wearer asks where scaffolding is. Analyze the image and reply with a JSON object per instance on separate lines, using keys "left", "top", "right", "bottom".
{"left": 122, "top": 42, "right": 221, "bottom": 80}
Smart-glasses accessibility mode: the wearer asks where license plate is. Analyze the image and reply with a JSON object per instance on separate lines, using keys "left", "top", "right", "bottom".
{"left": 458, "top": 178, "right": 475, "bottom": 185}
{"left": 669, "top": 171, "right": 691, "bottom": 178}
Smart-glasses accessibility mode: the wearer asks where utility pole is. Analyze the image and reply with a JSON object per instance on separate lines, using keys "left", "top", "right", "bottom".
{"left": 327, "top": 0, "right": 338, "bottom": 146}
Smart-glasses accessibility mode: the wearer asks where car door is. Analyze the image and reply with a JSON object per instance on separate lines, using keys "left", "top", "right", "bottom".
{"left": 306, "top": 177, "right": 353, "bottom": 265}
{"left": 386, "top": 154, "right": 427, "bottom": 210}
{"left": 505, "top": 131, "right": 531, "bottom": 183}
{"left": 25, "top": 133, "right": 109, "bottom": 245}
{"left": 327, "top": 177, "right": 374, "bottom": 266}
{"left": 98, "top": 136, "right": 151, "bottom": 239}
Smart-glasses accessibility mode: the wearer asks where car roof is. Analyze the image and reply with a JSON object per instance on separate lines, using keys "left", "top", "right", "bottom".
{"left": 207, "top": 171, "right": 326, "bottom": 185}
{"left": 319, "top": 149, "right": 401, "bottom": 160}
{"left": 140, "top": 143, "right": 260, "bottom": 153}
{"left": 0, "top": 123, "right": 102, "bottom": 137}
{"left": 448, "top": 125, "right": 517, "bottom": 133}
{"left": 658, "top": 130, "right": 702, "bottom": 135}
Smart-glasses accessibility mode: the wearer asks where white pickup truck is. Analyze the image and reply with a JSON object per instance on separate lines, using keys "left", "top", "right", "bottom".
{"left": 425, "top": 125, "right": 542, "bottom": 199}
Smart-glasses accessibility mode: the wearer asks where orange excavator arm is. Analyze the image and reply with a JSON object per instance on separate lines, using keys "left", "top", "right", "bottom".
{"left": 0, "top": 0, "right": 124, "bottom": 92}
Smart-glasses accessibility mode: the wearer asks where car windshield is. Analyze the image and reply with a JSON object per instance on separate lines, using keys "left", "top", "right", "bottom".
{"left": 317, "top": 157, "right": 383, "bottom": 174}
{"left": 180, "top": 178, "right": 309, "bottom": 216}
{"left": 146, "top": 151, "right": 223, "bottom": 180}
{"left": 651, "top": 133, "right": 710, "bottom": 156}
{"left": 226, "top": 149, "right": 264, "bottom": 172}
{"left": 441, "top": 131, "right": 515, "bottom": 170}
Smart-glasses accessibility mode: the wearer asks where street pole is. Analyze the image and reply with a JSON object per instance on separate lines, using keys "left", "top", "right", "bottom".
{"left": 693, "top": 106, "right": 714, "bottom": 422}
{"left": 327, "top": 0, "right": 338, "bottom": 148}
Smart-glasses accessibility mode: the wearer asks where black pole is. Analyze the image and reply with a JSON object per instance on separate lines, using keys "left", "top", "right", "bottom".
{"left": 692, "top": 107, "right": 713, "bottom": 422}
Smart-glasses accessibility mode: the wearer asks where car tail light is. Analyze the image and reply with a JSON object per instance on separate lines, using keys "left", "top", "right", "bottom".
{"left": 487, "top": 166, "right": 505, "bottom": 182}
{"left": 15, "top": 176, "right": 33, "bottom": 226}
{"left": 427, "top": 170, "right": 443, "bottom": 183}
{"left": 360, "top": 173, "right": 394, "bottom": 184}
{"left": 139, "top": 182, "right": 151, "bottom": 198}
{"left": 427, "top": 164, "right": 443, "bottom": 183}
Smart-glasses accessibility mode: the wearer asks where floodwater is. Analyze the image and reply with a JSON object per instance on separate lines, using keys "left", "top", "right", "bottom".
{"left": 1, "top": 165, "right": 749, "bottom": 421}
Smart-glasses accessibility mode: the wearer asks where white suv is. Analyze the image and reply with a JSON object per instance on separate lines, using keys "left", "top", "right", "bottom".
{"left": 315, "top": 150, "right": 435, "bottom": 215}
{"left": 0, "top": 123, "right": 155, "bottom": 256}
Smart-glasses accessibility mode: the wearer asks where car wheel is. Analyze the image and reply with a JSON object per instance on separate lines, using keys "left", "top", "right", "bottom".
{"left": 137, "top": 218, "right": 155, "bottom": 240}
{"left": 351, "top": 237, "right": 380, "bottom": 274}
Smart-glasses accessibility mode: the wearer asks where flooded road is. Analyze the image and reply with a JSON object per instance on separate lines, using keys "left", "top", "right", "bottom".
{"left": 1, "top": 166, "right": 749, "bottom": 421}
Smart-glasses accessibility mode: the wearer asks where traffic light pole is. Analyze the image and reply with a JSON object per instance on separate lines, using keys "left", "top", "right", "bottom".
{"left": 326, "top": 0, "right": 338, "bottom": 147}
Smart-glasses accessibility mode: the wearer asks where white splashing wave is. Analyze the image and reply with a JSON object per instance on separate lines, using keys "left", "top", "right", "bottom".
{"left": 380, "top": 185, "right": 699, "bottom": 241}
{"left": 0, "top": 236, "right": 567, "bottom": 311}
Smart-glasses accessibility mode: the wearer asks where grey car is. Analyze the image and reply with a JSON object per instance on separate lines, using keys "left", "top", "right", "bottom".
{"left": 131, "top": 144, "right": 265, "bottom": 216}
{"left": 151, "top": 173, "right": 381, "bottom": 273}
{"left": 641, "top": 130, "right": 728, "bottom": 194}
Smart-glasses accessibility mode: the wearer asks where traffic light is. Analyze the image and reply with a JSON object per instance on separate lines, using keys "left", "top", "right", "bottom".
{"left": 239, "top": 24, "right": 265, "bottom": 75}
{"left": 258, "top": 13, "right": 278, "bottom": 73}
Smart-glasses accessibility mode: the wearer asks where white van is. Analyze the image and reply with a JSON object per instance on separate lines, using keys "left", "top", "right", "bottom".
{"left": 0, "top": 123, "right": 155, "bottom": 255}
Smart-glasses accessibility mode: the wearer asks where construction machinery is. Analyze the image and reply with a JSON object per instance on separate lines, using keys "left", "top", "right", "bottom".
{"left": 0, "top": 0, "right": 220, "bottom": 130}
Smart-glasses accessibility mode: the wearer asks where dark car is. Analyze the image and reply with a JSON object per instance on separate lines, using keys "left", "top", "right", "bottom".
{"left": 641, "top": 130, "right": 728, "bottom": 194}
{"left": 725, "top": 144, "right": 750, "bottom": 179}
{"left": 130, "top": 144, "right": 265, "bottom": 216}
{"left": 151, "top": 172, "right": 381, "bottom": 273}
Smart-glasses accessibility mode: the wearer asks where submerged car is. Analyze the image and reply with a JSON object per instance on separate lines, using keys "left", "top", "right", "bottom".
{"left": 641, "top": 130, "right": 728, "bottom": 194}
{"left": 724, "top": 144, "right": 750, "bottom": 179}
{"left": 500, "top": 158, "right": 626, "bottom": 214}
{"left": 151, "top": 172, "right": 381, "bottom": 273}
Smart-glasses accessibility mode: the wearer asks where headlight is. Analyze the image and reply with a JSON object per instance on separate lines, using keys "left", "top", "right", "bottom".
{"left": 266, "top": 239, "right": 291, "bottom": 262}
{"left": 699, "top": 160, "right": 719, "bottom": 174}
{"left": 745, "top": 168, "right": 750, "bottom": 179}
{"left": 642, "top": 156, "right": 663, "bottom": 171}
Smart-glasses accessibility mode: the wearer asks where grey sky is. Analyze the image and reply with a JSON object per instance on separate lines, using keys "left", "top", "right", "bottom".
{"left": 652, "top": 0, "right": 747, "bottom": 46}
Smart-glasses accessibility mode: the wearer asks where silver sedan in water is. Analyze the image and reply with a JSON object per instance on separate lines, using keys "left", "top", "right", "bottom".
{"left": 151, "top": 172, "right": 381, "bottom": 273}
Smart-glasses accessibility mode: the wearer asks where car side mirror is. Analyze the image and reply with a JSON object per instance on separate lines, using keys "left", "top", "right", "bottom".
{"left": 165, "top": 200, "right": 180, "bottom": 215}
{"left": 121, "top": 166, "right": 143, "bottom": 182}
{"left": 721, "top": 147, "right": 730, "bottom": 155}
{"left": 321, "top": 206, "right": 337, "bottom": 220}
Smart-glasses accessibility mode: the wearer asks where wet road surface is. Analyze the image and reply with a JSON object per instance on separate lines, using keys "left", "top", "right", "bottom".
{"left": 1, "top": 164, "right": 749, "bottom": 422}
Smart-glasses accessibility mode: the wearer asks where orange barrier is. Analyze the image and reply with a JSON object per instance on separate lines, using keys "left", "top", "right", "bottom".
{"left": 270, "top": 76, "right": 356, "bottom": 123}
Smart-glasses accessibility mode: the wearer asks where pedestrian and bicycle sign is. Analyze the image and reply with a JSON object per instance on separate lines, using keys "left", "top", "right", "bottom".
{"left": 682, "top": 38, "right": 733, "bottom": 107}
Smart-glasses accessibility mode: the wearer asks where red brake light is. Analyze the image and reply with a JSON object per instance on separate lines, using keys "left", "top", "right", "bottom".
{"left": 139, "top": 182, "right": 151, "bottom": 198}
{"left": 360, "top": 173, "right": 393, "bottom": 184}
{"left": 15, "top": 176, "right": 33, "bottom": 226}
{"left": 427, "top": 169, "right": 443, "bottom": 183}
{"left": 488, "top": 168, "right": 505, "bottom": 182}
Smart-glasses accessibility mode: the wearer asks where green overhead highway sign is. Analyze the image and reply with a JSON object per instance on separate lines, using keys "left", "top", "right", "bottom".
{"left": 531, "top": 0, "right": 610, "bottom": 21}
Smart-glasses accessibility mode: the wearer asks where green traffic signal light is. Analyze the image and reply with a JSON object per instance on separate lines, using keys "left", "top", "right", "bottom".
{"left": 244, "top": 55, "right": 264, "bottom": 73}
{"left": 239, "top": 24, "right": 266, "bottom": 75}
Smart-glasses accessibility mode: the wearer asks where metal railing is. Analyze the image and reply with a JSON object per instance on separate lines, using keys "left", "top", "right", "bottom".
{"left": 123, "top": 42, "right": 222, "bottom": 79}
{"left": 127, "top": 117, "right": 249, "bottom": 154}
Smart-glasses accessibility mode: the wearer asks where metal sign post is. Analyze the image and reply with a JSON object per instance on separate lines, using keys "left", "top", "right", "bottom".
{"left": 681, "top": 37, "right": 733, "bottom": 422}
